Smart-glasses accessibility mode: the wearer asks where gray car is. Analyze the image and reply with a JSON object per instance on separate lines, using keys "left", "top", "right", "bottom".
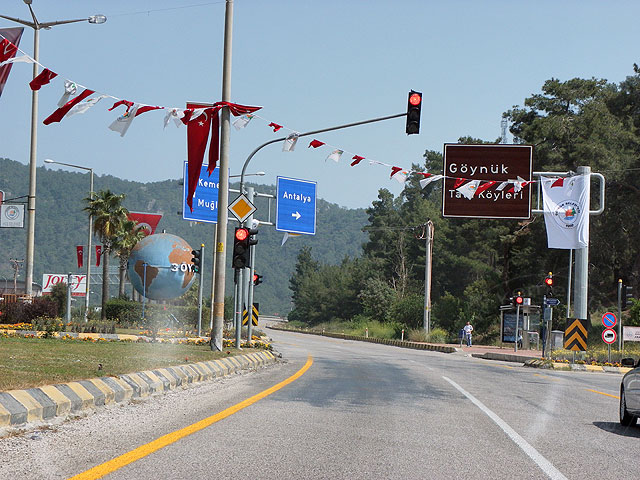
{"left": 620, "top": 357, "right": 640, "bottom": 426}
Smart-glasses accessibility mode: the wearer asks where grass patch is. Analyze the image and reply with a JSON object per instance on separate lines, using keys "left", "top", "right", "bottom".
{"left": 0, "top": 337, "right": 257, "bottom": 391}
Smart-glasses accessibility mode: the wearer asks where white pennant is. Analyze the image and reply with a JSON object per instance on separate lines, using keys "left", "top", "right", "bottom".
{"left": 419, "top": 174, "right": 443, "bottom": 189}
{"left": 391, "top": 170, "right": 408, "bottom": 184}
{"left": 283, "top": 133, "right": 299, "bottom": 152}
{"left": 326, "top": 149, "right": 343, "bottom": 162}
{"left": 57, "top": 81, "right": 78, "bottom": 107}
{"left": 456, "top": 180, "right": 481, "bottom": 200}
{"left": 164, "top": 108, "right": 185, "bottom": 128}
{"left": 0, "top": 55, "right": 33, "bottom": 67}
{"left": 233, "top": 114, "right": 254, "bottom": 130}
{"left": 66, "top": 95, "right": 108, "bottom": 118}
{"left": 108, "top": 103, "right": 140, "bottom": 137}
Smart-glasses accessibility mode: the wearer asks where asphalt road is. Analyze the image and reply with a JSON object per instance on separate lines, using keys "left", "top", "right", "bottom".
{"left": 1, "top": 328, "right": 638, "bottom": 480}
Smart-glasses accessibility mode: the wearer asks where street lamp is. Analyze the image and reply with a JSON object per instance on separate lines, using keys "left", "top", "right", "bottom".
{"left": 44, "top": 159, "right": 94, "bottom": 322}
{"left": 0, "top": 2, "right": 106, "bottom": 298}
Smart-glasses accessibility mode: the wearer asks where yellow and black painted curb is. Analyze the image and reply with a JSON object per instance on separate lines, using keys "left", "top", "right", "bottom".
{"left": 0, "top": 351, "right": 276, "bottom": 429}
{"left": 268, "top": 326, "right": 457, "bottom": 353}
{"left": 524, "top": 358, "right": 632, "bottom": 374}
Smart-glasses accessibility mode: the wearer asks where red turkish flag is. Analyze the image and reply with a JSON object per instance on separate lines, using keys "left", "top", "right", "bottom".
{"left": 185, "top": 102, "right": 214, "bottom": 211}
{"left": 350, "top": 155, "right": 365, "bottom": 167}
{"left": 308, "top": 139, "right": 325, "bottom": 148}
{"left": 268, "top": 122, "right": 282, "bottom": 132}
{"left": 95, "top": 245, "right": 102, "bottom": 267}
{"left": 0, "top": 28, "right": 24, "bottom": 98}
{"left": 43, "top": 88, "right": 95, "bottom": 125}
{"left": 76, "top": 246, "right": 84, "bottom": 268}
{"left": 29, "top": 68, "right": 57, "bottom": 91}
{"left": 127, "top": 212, "right": 162, "bottom": 236}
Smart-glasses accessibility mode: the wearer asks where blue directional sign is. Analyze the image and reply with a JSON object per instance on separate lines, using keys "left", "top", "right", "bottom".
{"left": 276, "top": 176, "right": 317, "bottom": 235}
{"left": 602, "top": 312, "right": 617, "bottom": 328}
{"left": 182, "top": 162, "right": 223, "bottom": 224}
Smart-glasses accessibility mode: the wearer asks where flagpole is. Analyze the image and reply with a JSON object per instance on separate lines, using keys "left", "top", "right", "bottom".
{"left": 211, "top": 0, "right": 234, "bottom": 351}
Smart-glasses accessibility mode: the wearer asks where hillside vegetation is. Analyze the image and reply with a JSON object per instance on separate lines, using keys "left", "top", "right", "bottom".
{"left": 0, "top": 158, "right": 368, "bottom": 315}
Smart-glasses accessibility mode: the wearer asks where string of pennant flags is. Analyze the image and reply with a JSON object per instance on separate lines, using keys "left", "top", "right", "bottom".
{"left": 1, "top": 34, "right": 567, "bottom": 201}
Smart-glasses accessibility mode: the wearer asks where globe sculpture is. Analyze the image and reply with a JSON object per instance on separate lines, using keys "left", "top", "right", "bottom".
{"left": 127, "top": 233, "right": 196, "bottom": 300}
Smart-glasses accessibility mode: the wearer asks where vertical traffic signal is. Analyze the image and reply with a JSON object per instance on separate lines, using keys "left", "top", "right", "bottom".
{"left": 253, "top": 273, "right": 263, "bottom": 286}
{"left": 512, "top": 292, "right": 524, "bottom": 307}
{"left": 622, "top": 283, "right": 634, "bottom": 308}
{"left": 191, "top": 246, "right": 203, "bottom": 274}
{"left": 232, "top": 227, "right": 250, "bottom": 269}
{"left": 247, "top": 227, "right": 259, "bottom": 248}
{"left": 544, "top": 272, "right": 553, "bottom": 297}
{"left": 406, "top": 90, "right": 422, "bottom": 135}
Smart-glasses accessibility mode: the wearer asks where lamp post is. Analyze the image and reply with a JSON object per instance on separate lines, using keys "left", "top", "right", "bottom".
{"left": 44, "top": 159, "right": 93, "bottom": 321}
{"left": 0, "top": 2, "right": 106, "bottom": 298}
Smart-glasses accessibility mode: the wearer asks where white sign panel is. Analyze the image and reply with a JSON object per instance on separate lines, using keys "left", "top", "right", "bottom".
{"left": 623, "top": 326, "right": 640, "bottom": 342}
{"left": 1, "top": 204, "right": 25, "bottom": 228}
{"left": 42, "top": 274, "right": 87, "bottom": 297}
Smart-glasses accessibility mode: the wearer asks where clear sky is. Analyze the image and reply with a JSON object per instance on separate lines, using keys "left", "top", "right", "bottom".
{"left": 1, "top": 0, "right": 639, "bottom": 209}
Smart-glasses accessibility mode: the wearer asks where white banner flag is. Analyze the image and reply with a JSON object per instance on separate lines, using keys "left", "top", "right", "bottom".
{"left": 541, "top": 174, "right": 590, "bottom": 249}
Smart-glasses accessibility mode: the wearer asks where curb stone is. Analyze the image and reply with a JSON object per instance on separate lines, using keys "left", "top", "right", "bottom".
{"left": 268, "top": 326, "right": 457, "bottom": 354}
{"left": 0, "top": 351, "right": 277, "bottom": 429}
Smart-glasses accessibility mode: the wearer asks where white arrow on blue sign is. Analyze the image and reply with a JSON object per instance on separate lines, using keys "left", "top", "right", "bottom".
{"left": 276, "top": 176, "right": 317, "bottom": 235}
{"left": 182, "top": 162, "right": 222, "bottom": 224}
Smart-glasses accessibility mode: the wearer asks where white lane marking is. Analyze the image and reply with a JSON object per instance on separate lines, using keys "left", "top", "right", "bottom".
{"left": 442, "top": 376, "right": 568, "bottom": 480}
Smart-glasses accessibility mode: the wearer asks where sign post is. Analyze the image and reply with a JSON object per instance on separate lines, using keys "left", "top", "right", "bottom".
{"left": 602, "top": 312, "right": 617, "bottom": 363}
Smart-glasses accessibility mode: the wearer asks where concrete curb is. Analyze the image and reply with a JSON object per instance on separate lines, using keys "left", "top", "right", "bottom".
{"left": 0, "top": 351, "right": 276, "bottom": 429}
{"left": 268, "top": 326, "right": 456, "bottom": 353}
{"left": 521, "top": 358, "right": 633, "bottom": 374}
{"left": 473, "top": 352, "right": 540, "bottom": 363}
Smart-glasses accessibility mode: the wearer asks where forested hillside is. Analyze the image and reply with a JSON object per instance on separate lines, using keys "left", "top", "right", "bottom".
{"left": 0, "top": 158, "right": 368, "bottom": 314}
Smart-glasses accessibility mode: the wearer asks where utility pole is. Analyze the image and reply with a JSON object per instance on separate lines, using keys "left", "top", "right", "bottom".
{"left": 211, "top": 0, "right": 234, "bottom": 351}
{"left": 10, "top": 258, "right": 24, "bottom": 293}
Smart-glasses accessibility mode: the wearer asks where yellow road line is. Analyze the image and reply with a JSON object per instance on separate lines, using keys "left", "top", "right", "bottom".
{"left": 586, "top": 388, "right": 619, "bottom": 400}
{"left": 68, "top": 355, "right": 313, "bottom": 480}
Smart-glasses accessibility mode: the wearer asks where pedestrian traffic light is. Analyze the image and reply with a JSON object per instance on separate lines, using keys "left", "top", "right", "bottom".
{"left": 406, "top": 90, "right": 422, "bottom": 135}
{"left": 544, "top": 272, "right": 553, "bottom": 297}
{"left": 232, "top": 227, "right": 250, "bottom": 269}
{"left": 191, "top": 246, "right": 203, "bottom": 274}
{"left": 253, "top": 273, "right": 263, "bottom": 286}
{"left": 622, "top": 283, "right": 634, "bottom": 308}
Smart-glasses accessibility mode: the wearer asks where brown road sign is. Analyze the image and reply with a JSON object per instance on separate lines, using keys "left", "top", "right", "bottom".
{"left": 564, "top": 319, "right": 588, "bottom": 351}
{"left": 442, "top": 144, "right": 533, "bottom": 219}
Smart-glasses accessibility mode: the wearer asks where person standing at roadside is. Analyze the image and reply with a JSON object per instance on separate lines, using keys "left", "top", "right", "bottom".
{"left": 463, "top": 321, "right": 473, "bottom": 347}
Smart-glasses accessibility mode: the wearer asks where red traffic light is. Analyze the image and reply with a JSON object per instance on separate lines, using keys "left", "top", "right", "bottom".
{"left": 409, "top": 93, "right": 422, "bottom": 106}
{"left": 544, "top": 277, "right": 553, "bottom": 287}
{"left": 235, "top": 227, "right": 249, "bottom": 241}
{"left": 253, "top": 273, "right": 258, "bottom": 283}
{"left": 515, "top": 296, "right": 523, "bottom": 305}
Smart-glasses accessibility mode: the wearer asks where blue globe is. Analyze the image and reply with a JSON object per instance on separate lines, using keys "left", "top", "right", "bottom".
{"left": 127, "top": 233, "right": 196, "bottom": 300}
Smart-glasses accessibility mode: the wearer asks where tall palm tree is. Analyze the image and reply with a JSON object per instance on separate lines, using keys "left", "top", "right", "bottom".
{"left": 84, "top": 190, "right": 128, "bottom": 319}
{"left": 113, "top": 219, "right": 146, "bottom": 298}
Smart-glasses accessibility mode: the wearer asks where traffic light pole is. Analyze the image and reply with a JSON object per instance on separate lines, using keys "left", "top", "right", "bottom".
{"left": 618, "top": 279, "right": 623, "bottom": 352}
{"left": 238, "top": 113, "right": 407, "bottom": 199}
{"left": 246, "top": 186, "right": 256, "bottom": 343}
{"left": 197, "top": 244, "right": 204, "bottom": 337}
{"left": 515, "top": 304, "right": 520, "bottom": 353}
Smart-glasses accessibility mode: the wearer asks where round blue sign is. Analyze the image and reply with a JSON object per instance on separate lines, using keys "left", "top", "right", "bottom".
{"left": 602, "top": 312, "right": 617, "bottom": 328}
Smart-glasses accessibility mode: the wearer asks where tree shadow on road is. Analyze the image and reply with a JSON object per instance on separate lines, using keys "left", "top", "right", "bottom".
{"left": 593, "top": 421, "right": 640, "bottom": 438}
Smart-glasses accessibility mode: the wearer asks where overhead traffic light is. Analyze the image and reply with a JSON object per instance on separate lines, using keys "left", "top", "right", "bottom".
{"left": 233, "top": 227, "right": 250, "bottom": 269}
{"left": 253, "top": 273, "right": 263, "bottom": 286}
{"left": 405, "top": 90, "right": 422, "bottom": 135}
{"left": 544, "top": 272, "right": 553, "bottom": 297}
{"left": 191, "top": 245, "right": 203, "bottom": 274}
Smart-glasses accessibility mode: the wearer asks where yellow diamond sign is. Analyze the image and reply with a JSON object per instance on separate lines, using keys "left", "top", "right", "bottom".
{"left": 228, "top": 194, "right": 256, "bottom": 223}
